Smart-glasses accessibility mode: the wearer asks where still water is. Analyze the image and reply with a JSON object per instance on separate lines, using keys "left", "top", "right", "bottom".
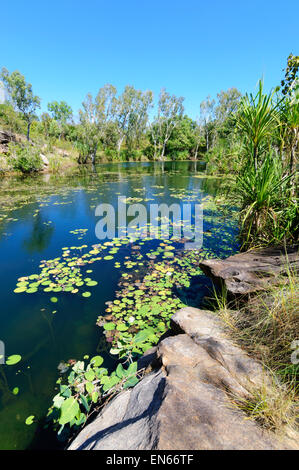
{"left": 0, "top": 161, "right": 239, "bottom": 449}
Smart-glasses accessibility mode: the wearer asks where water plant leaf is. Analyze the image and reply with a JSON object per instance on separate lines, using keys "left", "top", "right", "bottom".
{"left": 59, "top": 397, "right": 80, "bottom": 425}
{"left": 103, "top": 322, "right": 116, "bottom": 331}
{"left": 85, "top": 381, "right": 94, "bottom": 394}
{"left": 116, "top": 363, "right": 126, "bottom": 379}
{"left": 82, "top": 291, "right": 91, "bottom": 298}
{"left": 53, "top": 394, "right": 65, "bottom": 409}
{"left": 6, "top": 354, "right": 22, "bottom": 365}
{"left": 133, "top": 328, "right": 155, "bottom": 345}
{"left": 123, "top": 376, "right": 139, "bottom": 388}
{"left": 90, "top": 355, "right": 104, "bottom": 367}
{"left": 85, "top": 370, "right": 95, "bottom": 382}
{"left": 80, "top": 394, "right": 90, "bottom": 413}
{"left": 25, "top": 415, "right": 35, "bottom": 425}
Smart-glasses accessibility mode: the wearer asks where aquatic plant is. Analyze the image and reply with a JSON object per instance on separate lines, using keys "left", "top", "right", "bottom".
{"left": 47, "top": 329, "right": 153, "bottom": 439}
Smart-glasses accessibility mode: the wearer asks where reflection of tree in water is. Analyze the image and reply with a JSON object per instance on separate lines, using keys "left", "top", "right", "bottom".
{"left": 22, "top": 213, "right": 54, "bottom": 253}
{"left": 200, "top": 177, "right": 222, "bottom": 196}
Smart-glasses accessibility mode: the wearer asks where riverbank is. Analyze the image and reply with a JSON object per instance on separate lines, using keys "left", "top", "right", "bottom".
{"left": 0, "top": 127, "right": 208, "bottom": 176}
{"left": 69, "top": 245, "right": 298, "bottom": 450}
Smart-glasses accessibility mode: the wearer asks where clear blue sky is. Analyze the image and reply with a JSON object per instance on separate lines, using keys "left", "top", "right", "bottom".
{"left": 1, "top": 0, "right": 298, "bottom": 119}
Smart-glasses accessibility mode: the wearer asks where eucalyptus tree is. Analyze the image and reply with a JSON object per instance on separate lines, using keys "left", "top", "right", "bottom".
{"left": 77, "top": 93, "right": 101, "bottom": 164}
{"left": 279, "top": 79, "right": 299, "bottom": 175}
{"left": 1, "top": 67, "right": 40, "bottom": 140}
{"left": 77, "top": 85, "right": 118, "bottom": 163}
{"left": 279, "top": 55, "right": 299, "bottom": 175}
{"left": 215, "top": 88, "right": 242, "bottom": 123}
{"left": 39, "top": 112, "right": 52, "bottom": 138}
{"left": 95, "top": 84, "right": 117, "bottom": 129}
{"left": 113, "top": 86, "right": 153, "bottom": 155}
{"left": 127, "top": 89, "right": 153, "bottom": 150}
{"left": 281, "top": 53, "right": 299, "bottom": 96}
{"left": 199, "top": 95, "right": 215, "bottom": 151}
{"left": 151, "top": 88, "right": 184, "bottom": 160}
{"left": 47, "top": 100, "right": 73, "bottom": 138}
{"left": 193, "top": 118, "right": 205, "bottom": 160}
{"left": 165, "top": 116, "right": 202, "bottom": 160}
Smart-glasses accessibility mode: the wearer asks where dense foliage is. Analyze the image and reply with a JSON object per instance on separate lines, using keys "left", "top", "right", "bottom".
{"left": 0, "top": 55, "right": 298, "bottom": 245}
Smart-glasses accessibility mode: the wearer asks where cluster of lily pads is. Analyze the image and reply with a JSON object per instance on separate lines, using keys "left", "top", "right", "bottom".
{"left": 69, "top": 228, "right": 88, "bottom": 240}
{"left": 47, "top": 328, "right": 155, "bottom": 438}
{"left": 12, "top": 241, "right": 126, "bottom": 298}
{"left": 97, "top": 242, "right": 210, "bottom": 358}
{"left": 11, "top": 184, "right": 239, "bottom": 440}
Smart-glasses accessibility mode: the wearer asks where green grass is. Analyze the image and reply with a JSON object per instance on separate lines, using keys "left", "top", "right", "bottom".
{"left": 213, "top": 269, "right": 299, "bottom": 434}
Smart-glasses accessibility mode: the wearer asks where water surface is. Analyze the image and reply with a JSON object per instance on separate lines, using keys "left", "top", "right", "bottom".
{"left": 0, "top": 161, "right": 239, "bottom": 449}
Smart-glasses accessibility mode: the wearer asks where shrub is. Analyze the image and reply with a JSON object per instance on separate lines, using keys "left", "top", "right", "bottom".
{"left": 8, "top": 143, "right": 43, "bottom": 173}
{"left": 48, "top": 155, "right": 62, "bottom": 173}
{"left": 232, "top": 152, "right": 297, "bottom": 248}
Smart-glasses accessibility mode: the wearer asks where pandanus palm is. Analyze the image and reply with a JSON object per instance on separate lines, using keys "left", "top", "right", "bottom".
{"left": 235, "top": 152, "right": 294, "bottom": 247}
{"left": 237, "top": 80, "right": 280, "bottom": 171}
{"left": 279, "top": 81, "right": 299, "bottom": 175}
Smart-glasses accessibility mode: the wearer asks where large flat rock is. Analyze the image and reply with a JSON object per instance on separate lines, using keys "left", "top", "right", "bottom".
{"left": 199, "top": 245, "right": 299, "bottom": 295}
{"left": 69, "top": 307, "right": 297, "bottom": 450}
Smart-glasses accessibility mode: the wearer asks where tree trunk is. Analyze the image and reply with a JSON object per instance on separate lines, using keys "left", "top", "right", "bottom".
{"left": 117, "top": 136, "right": 124, "bottom": 156}
{"left": 26, "top": 122, "right": 31, "bottom": 141}
{"left": 194, "top": 142, "right": 199, "bottom": 161}
{"left": 160, "top": 141, "right": 166, "bottom": 161}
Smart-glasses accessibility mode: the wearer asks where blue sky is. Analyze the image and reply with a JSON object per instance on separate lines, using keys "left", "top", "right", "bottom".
{"left": 1, "top": 0, "right": 298, "bottom": 119}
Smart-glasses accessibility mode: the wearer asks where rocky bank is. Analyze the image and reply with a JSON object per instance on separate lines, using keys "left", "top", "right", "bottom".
{"left": 68, "top": 247, "right": 298, "bottom": 451}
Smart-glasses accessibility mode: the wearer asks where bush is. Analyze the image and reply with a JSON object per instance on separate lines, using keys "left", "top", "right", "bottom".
{"left": 231, "top": 153, "right": 297, "bottom": 248}
{"left": 8, "top": 143, "right": 43, "bottom": 173}
{"left": 48, "top": 155, "right": 62, "bottom": 173}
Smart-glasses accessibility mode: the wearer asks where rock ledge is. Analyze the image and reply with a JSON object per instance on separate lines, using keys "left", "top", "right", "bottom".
{"left": 69, "top": 307, "right": 298, "bottom": 450}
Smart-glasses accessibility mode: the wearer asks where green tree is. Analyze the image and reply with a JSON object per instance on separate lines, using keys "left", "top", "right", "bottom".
{"left": 77, "top": 93, "right": 101, "bottom": 164}
{"left": 47, "top": 100, "right": 73, "bottom": 138}
{"left": 1, "top": 68, "right": 40, "bottom": 140}
{"left": 215, "top": 87, "right": 242, "bottom": 123}
{"left": 47, "top": 100, "right": 72, "bottom": 124}
{"left": 165, "top": 116, "right": 203, "bottom": 160}
{"left": 150, "top": 89, "right": 184, "bottom": 160}
{"left": 279, "top": 80, "right": 299, "bottom": 175}
{"left": 39, "top": 112, "right": 52, "bottom": 138}
{"left": 199, "top": 95, "right": 215, "bottom": 151}
{"left": 113, "top": 86, "right": 153, "bottom": 155}
{"left": 281, "top": 53, "right": 299, "bottom": 96}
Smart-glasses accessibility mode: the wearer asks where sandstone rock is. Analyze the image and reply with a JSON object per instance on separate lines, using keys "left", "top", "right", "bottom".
{"left": 69, "top": 370, "right": 166, "bottom": 450}
{"left": 0, "top": 129, "right": 16, "bottom": 144}
{"left": 200, "top": 245, "right": 299, "bottom": 296}
{"left": 0, "top": 129, "right": 16, "bottom": 153}
{"left": 69, "top": 307, "right": 298, "bottom": 450}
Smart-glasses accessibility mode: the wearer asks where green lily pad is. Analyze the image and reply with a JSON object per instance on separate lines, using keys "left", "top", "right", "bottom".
{"left": 25, "top": 415, "right": 35, "bottom": 425}
{"left": 82, "top": 291, "right": 91, "bottom": 297}
{"left": 6, "top": 355, "right": 22, "bottom": 365}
